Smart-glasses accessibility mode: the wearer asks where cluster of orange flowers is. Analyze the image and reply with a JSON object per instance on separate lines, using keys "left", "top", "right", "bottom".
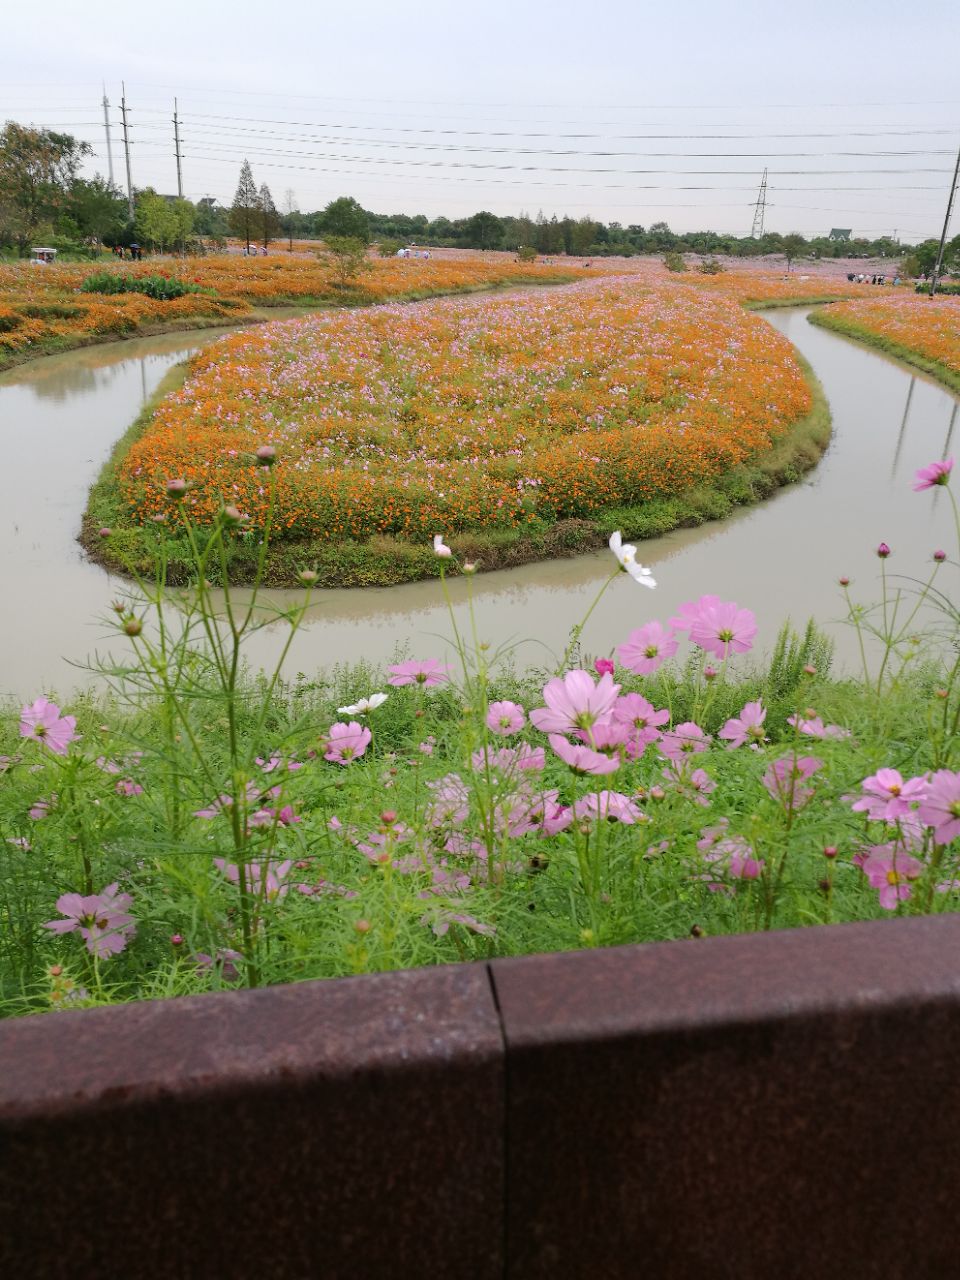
{"left": 815, "top": 294, "right": 960, "bottom": 376}
{"left": 116, "top": 278, "right": 812, "bottom": 544}
{"left": 683, "top": 270, "right": 869, "bottom": 305}
{"left": 0, "top": 253, "right": 576, "bottom": 356}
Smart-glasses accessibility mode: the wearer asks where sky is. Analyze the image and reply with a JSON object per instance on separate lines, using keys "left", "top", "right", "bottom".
{"left": 3, "top": 0, "right": 959, "bottom": 240}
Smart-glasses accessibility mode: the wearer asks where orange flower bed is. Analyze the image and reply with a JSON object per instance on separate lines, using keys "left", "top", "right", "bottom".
{"left": 0, "top": 252, "right": 577, "bottom": 358}
{"left": 813, "top": 294, "right": 960, "bottom": 377}
{"left": 115, "top": 278, "right": 812, "bottom": 544}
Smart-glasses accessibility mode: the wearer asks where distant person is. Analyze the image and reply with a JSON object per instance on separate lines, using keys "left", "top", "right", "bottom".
{"left": 847, "top": 272, "right": 854, "bottom": 281}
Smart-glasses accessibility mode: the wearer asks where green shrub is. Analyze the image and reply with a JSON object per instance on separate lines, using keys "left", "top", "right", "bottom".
{"left": 79, "top": 272, "right": 212, "bottom": 301}
{"left": 664, "top": 252, "right": 687, "bottom": 273}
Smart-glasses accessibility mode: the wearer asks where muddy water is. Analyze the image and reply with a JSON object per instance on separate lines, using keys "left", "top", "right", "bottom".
{"left": 0, "top": 310, "right": 957, "bottom": 698}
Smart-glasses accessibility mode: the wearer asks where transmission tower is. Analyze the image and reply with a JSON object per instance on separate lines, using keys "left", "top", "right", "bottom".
{"left": 101, "top": 85, "right": 114, "bottom": 187}
{"left": 751, "top": 169, "right": 768, "bottom": 239}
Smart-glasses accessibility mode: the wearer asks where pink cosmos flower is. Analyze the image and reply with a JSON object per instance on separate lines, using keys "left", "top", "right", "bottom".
{"left": 612, "top": 694, "right": 670, "bottom": 757}
{"left": 29, "top": 795, "right": 55, "bottom": 820}
{"left": 486, "top": 700, "right": 526, "bottom": 736}
{"left": 917, "top": 770, "right": 960, "bottom": 845}
{"left": 913, "top": 457, "right": 953, "bottom": 491}
{"left": 387, "top": 659, "right": 453, "bottom": 687}
{"left": 661, "top": 762, "right": 716, "bottom": 805}
{"left": 115, "top": 779, "right": 143, "bottom": 797}
{"left": 425, "top": 773, "right": 470, "bottom": 827}
{"left": 195, "top": 949, "right": 243, "bottom": 981}
{"left": 323, "top": 721, "right": 372, "bottom": 764}
{"left": 548, "top": 733, "right": 620, "bottom": 775}
{"left": 44, "top": 883, "right": 136, "bottom": 958}
{"left": 573, "top": 791, "right": 644, "bottom": 824}
{"left": 529, "top": 670, "right": 620, "bottom": 735}
{"left": 719, "top": 700, "right": 767, "bottom": 749}
{"left": 19, "top": 698, "right": 78, "bottom": 756}
{"left": 787, "top": 714, "right": 851, "bottom": 740}
{"left": 659, "top": 721, "right": 711, "bottom": 763}
{"left": 616, "top": 621, "right": 679, "bottom": 675}
{"left": 471, "top": 743, "right": 546, "bottom": 774}
{"left": 762, "top": 755, "right": 823, "bottom": 809}
{"left": 688, "top": 600, "right": 758, "bottom": 659}
{"left": 594, "top": 658, "right": 615, "bottom": 677}
{"left": 214, "top": 858, "right": 292, "bottom": 901}
{"left": 421, "top": 909, "right": 496, "bottom": 938}
{"left": 670, "top": 594, "right": 721, "bottom": 632}
{"left": 861, "top": 847, "right": 924, "bottom": 910}
{"left": 580, "top": 718, "right": 630, "bottom": 756}
{"left": 851, "top": 769, "right": 927, "bottom": 824}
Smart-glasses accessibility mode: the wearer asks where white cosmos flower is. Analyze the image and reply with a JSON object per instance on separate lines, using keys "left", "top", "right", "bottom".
{"left": 433, "top": 534, "right": 453, "bottom": 558}
{"left": 337, "top": 692, "right": 389, "bottom": 715}
{"left": 609, "top": 531, "right": 656, "bottom": 589}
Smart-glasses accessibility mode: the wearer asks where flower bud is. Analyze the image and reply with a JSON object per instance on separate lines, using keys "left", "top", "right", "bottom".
{"left": 98, "top": 527, "right": 111, "bottom": 539}
{"left": 123, "top": 617, "right": 142, "bottom": 637}
{"left": 823, "top": 845, "right": 838, "bottom": 859}
{"left": 255, "top": 445, "right": 276, "bottom": 467}
{"left": 380, "top": 810, "right": 397, "bottom": 826}
{"left": 703, "top": 665, "right": 718, "bottom": 681}
{"left": 839, "top": 576, "right": 850, "bottom": 587}
{"left": 876, "top": 542, "right": 891, "bottom": 558}
{"left": 803, "top": 664, "right": 816, "bottom": 676}
{"left": 594, "top": 658, "right": 615, "bottom": 677}
{"left": 166, "top": 478, "right": 188, "bottom": 500}
{"left": 298, "top": 568, "right": 318, "bottom": 585}
{"left": 689, "top": 924, "right": 704, "bottom": 939}
{"left": 170, "top": 933, "right": 184, "bottom": 946}
{"left": 354, "top": 919, "right": 371, "bottom": 934}
{"left": 463, "top": 561, "right": 477, "bottom": 574}
{"left": 934, "top": 549, "right": 947, "bottom": 563}
{"left": 221, "top": 505, "right": 247, "bottom": 527}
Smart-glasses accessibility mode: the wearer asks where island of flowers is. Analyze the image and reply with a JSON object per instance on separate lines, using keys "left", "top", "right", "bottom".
{"left": 809, "top": 294, "right": 960, "bottom": 392}
{"left": 88, "top": 276, "right": 821, "bottom": 585}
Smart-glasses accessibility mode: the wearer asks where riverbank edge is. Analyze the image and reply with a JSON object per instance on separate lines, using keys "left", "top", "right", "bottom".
{"left": 80, "top": 345, "right": 832, "bottom": 589}
{"left": 806, "top": 309, "right": 960, "bottom": 395}
{"left": 0, "top": 274, "right": 579, "bottom": 375}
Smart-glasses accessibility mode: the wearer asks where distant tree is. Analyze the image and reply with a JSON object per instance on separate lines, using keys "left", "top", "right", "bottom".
{"left": 135, "top": 189, "right": 179, "bottom": 253}
{"left": 782, "top": 233, "right": 807, "bottom": 271}
{"left": 258, "top": 183, "right": 281, "bottom": 248}
{"left": 0, "top": 122, "right": 91, "bottom": 253}
{"left": 569, "top": 217, "right": 598, "bottom": 255}
{"left": 316, "top": 196, "right": 369, "bottom": 243}
{"left": 229, "top": 159, "right": 259, "bottom": 251}
{"left": 463, "top": 210, "right": 504, "bottom": 250}
{"left": 63, "top": 175, "right": 126, "bottom": 245}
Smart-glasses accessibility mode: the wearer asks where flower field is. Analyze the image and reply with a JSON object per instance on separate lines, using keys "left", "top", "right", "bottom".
{"left": 810, "top": 294, "right": 960, "bottom": 390}
{"left": 0, "top": 251, "right": 577, "bottom": 364}
{"left": 110, "top": 278, "right": 813, "bottom": 556}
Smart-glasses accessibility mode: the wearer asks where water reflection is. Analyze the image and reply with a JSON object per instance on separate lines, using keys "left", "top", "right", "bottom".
{"left": 0, "top": 307, "right": 958, "bottom": 696}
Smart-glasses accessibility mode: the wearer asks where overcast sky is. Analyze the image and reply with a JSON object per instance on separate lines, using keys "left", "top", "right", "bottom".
{"left": 3, "top": 0, "right": 959, "bottom": 240}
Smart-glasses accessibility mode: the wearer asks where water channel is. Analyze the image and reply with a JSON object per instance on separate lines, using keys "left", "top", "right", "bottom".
{"left": 0, "top": 308, "right": 957, "bottom": 698}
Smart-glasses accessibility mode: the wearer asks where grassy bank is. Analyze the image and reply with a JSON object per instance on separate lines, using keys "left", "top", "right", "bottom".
{"left": 808, "top": 308, "right": 960, "bottom": 395}
{"left": 81, "top": 353, "right": 830, "bottom": 588}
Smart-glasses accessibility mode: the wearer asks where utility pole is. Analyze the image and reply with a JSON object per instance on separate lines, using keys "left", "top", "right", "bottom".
{"left": 751, "top": 168, "right": 768, "bottom": 240}
{"left": 930, "top": 136, "right": 960, "bottom": 298}
{"left": 173, "top": 98, "right": 184, "bottom": 200}
{"left": 101, "top": 86, "right": 114, "bottom": 187}
{"left": 120, "top": 82, "right": 134, "bottom": 220}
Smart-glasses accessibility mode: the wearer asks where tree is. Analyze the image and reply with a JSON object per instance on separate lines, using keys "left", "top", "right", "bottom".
{"left": 316, "top": 196, "right": 369, "bottom": 243}
{"left": 229, "top": 159, "right": 259, "bottom": 251}
{"left": 782, "top": 233, "right": 807, "bottom": 272}
{"left": 463, "top": 210, "right": 504, "bottom": 250}
{"left": 0, "top": 123, "right": 91, "bottom": 253}
{"left": 258, "top": 183, "right": 280, "bottom": 249}
{"left": 63, "top": 175, "right": 126, "bottom": 246}
{"left": 135, "top": 189, "right": 179, "bottom": 253}
{"left": 318, "top": 236, "right": 371, "bottom": 287}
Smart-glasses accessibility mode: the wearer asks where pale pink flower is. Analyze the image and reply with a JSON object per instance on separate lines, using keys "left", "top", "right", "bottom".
{"left": 548, "top": 734, "right": 620, "bottom": 775}
{"left": 29, "top": 795, "right": 55, "bottom": 820}
{"left": 689, "top": 600, "right": 757, "bottom": 659}
{"left": 580, "top": 718, "right": 630, "bottom": 756}
{"left": 433, "top": 534, "right": 453, "bottom": 558}
{"left": 704, "top": 835, "right": 764, "bottom": 881}
{"left": 44, "top": 883, "right": 136, "bottom": 958}
{"left": 425, "top": 773, "right": 470, "bottom": 827}
{"left": 387, "top": 659, "right": 453, "bottom": 687}
{"left": 719, "top": 700, "right": 767, "bottom": 749}
{"left": 762, "top": 755, "right": 823, "bottom": 809}
{"left": 787, "top": 714, "right": 850, "bottom": 740}
{"left": 662, "top": 762, "right": 716, "bottom": 805}
{"left": 194, "top": 949, "right": 243, "bottom": 981}
{"left": 697, "top": 819, "right": 730, "bottom": 852}
{"left": 851, "top": 769, "right": 927, "bottom": 824}
{"left": 214, "top": 858, "right": 292, "bottom": 901}
{"left": 616, "top": 621, "right": 679, "bottom": 675}
{"left": 608, "top": 531, "right": 656, "bottom": 587}
{"left": 670, "top": 594, "right": 721, "bottom": 631}
{"left": 529, "top": 670, "right": 620, "bottom": 735}
{"left": 659, "top": 721, "right": 711, "bottom": 763}
{"left": 917, "top": 770, "right": 960, "bottom": 845}
{"left": 323, "top": 721, "right": 372, "bottom": 764}
{"left": 861, "top": 847, "right": 924, "bottom": 909}
{"left": 573, "top": 791, "right": 643, "bottom": 824}
{"left": 19, "top": 698, "right": 77, "bottom": 756}
{"left": 422, "top": 909, "right": 496, "bottom": 938}
{"left": 913, "top": 457, "right": 953, "bottom": 491}
{"left": 486, "top": 700, "right": 526, "bottom": 736}
{"left": 115, "top": 779, "right": 143, "bottom": 797}
{"left": 612, "top": 694, "right": 670, "bottom": 757}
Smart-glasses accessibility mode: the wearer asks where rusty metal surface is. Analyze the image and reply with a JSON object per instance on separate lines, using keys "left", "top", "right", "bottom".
{"left": 491, "top": 916, "right": 960, "bottom": 1280}
{"left": 0, "top": 965, "right": 504, "bottom": 1279}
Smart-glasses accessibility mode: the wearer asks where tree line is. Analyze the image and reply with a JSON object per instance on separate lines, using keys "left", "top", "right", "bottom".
{"left": 2, "top": 123, "right": 956, "bottom": 273}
